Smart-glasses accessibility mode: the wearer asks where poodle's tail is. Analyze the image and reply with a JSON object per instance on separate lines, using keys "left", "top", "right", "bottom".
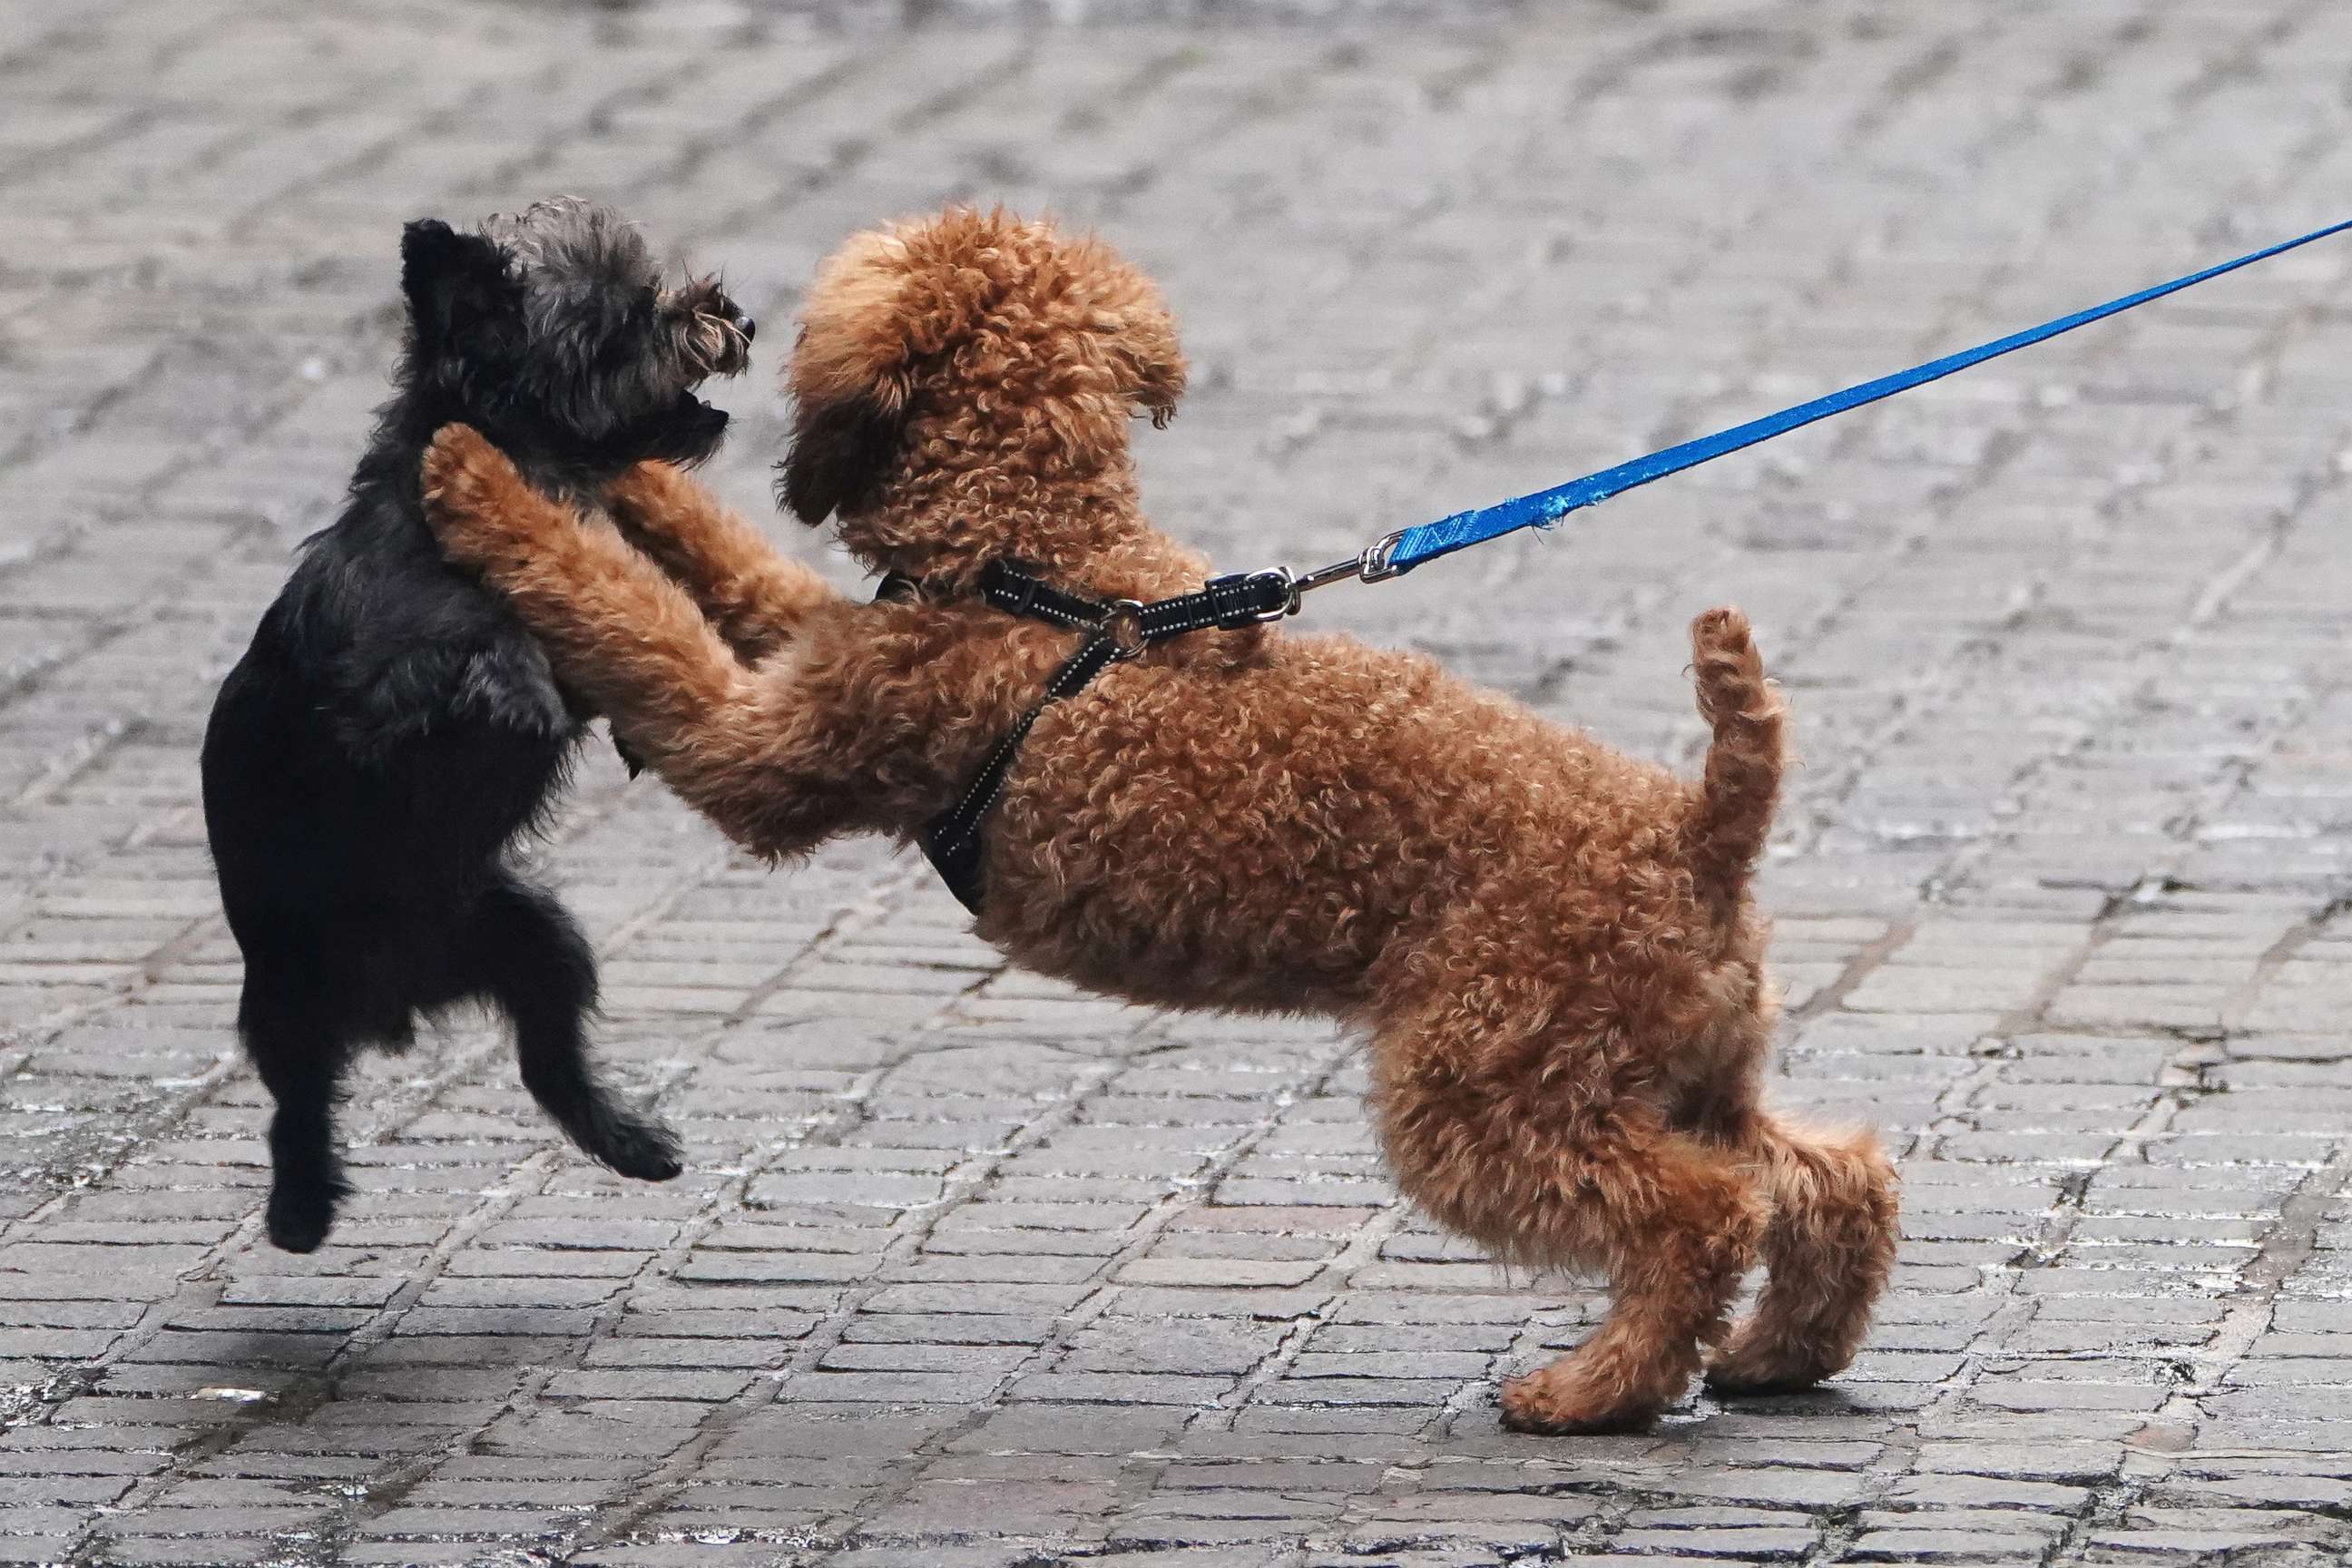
{"left": 1685, "top": 606, "right": 1786, "bottom": 904}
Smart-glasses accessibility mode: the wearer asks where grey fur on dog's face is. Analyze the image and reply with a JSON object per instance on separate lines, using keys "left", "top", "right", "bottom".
{"left": 490, "top": 199, "right": 750, "bottom": 432}
{"left": 399, "top": 196, "right": 753, "bottom": 467}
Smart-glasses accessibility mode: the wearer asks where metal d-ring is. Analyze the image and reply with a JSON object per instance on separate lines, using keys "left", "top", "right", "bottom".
{"left": 1101, "top": 599, "right": 1150, "bottom": 659}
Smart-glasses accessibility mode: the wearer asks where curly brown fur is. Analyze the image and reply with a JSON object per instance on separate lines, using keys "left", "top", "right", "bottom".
{"left": 604, "top": 460, "right": 837, "bottom": 663}
{"left": 418, "top": 206, "right": 1899, "bottom": 1432}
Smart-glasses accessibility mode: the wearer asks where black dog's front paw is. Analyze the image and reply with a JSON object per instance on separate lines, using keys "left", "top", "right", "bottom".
{"left": 585, "top": 1106, "right": 683, "bottom": 1182}
{"left": 265, "top": 1184, "right": 340, "bottom": 1253}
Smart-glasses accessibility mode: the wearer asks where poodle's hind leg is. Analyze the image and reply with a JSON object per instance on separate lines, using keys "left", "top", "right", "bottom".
{"left": 1375, "top": 1014, "right": 1765, "bottom": 1434}
{"left": 1497, "top": 1122, "right": 1763, "bottom": 1432}
{"left": 1705, "top": 1112, "right": 1898, "bottom": 1396}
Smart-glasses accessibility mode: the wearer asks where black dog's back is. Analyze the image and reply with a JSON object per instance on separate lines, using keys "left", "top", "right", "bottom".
{"left": 202, "top": 456, "right": 578, "bottom": 997}
{"left": 208, "top": 443, "right": 577, "bottom": 875}
{"left": 202, "top": 201, "right": 749, "bottom": 1251}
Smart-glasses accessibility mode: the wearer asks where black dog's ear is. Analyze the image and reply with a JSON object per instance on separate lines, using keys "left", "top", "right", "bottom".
{"left": 779, "top": 371, "right": 907, "bottom": 525}
{"left": 399, "top": 220, "right": 512, "bottom": 349}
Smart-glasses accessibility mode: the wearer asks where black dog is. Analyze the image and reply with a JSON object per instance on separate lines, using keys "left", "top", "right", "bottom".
{"left": 201, "top": 199, "right": 752, "bottom": 1251}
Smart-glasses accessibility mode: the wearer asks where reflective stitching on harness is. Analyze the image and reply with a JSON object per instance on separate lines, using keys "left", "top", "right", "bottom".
{"left": 932, "top": 724, "right": 1034, "bottom": 848}
{"left": 1024, "top": 600, "right": 1094, "bottom": 631}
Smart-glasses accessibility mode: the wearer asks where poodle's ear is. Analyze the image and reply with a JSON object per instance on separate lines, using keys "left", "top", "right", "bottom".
{"left": 777, "top": 228, "right": 927, "bottom": 524}
{"left": 1092, "top": 251, "right": 1187, "bottom": 429}
{"left": 779, "top": 358, "right": 908, "bottom": 525}
{"left": 1129, "top": 333, "right": 1187, "bottom": 430}
{"left": 399, "top": 219, "right": 512, "bottom": 351}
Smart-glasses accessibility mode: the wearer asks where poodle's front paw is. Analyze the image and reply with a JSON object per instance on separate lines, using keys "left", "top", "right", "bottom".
{"left": 609, "top": 458, "right": 688, "bottom": 516}
{"left": 421, "top": 424, "right": 532, "bottom": 562}
{"left": 1498, "top": 1356, "right": 1674, "bottom": 1436}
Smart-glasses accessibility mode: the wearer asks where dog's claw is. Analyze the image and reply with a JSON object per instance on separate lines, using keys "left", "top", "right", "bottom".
{"left": 585, "top": 1108, "right": 684, "bottom": 1182}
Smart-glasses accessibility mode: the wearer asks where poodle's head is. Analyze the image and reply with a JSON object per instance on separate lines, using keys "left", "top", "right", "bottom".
{"left": 778, "top": 207, "right": 1186, "bottom": 583}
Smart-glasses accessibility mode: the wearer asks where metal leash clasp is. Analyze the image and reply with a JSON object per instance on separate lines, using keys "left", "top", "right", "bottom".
{"left": 1288, "top": 528, "right": 1407, "bottom": 608}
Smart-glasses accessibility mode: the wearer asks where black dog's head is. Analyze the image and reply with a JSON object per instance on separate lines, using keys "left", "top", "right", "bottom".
{"left": 397, "top": 198, "right": 753, "bottom": 471}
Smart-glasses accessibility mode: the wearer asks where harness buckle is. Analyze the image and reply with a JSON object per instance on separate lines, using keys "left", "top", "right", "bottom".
{"left": 1239, "top": 566, "right": 1298, "bottom": 622}
{"left": 1201, "top": 567, "right": 1299, "bottom": 626}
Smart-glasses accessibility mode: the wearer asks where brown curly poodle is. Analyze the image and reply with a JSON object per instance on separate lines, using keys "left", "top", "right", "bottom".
{"left": 418, "top": 206, "right": 1898, "bottom": 1433}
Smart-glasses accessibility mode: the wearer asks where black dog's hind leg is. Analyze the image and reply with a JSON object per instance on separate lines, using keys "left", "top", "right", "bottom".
{"left": 240, "top": 977, "right": 357, "bottom": 1253}
{"left": 468, "top": 877, "right": 681, "bottom": 1181}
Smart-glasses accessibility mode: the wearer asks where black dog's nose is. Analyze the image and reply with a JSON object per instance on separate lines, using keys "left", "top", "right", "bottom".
{"left": 731, "top": 310, "right": 756, "bottom": 343}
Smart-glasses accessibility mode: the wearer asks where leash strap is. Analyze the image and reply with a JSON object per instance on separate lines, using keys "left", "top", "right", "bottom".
{"left": 1364, "top": 217, "right": 2352, "bottom": 578}
{"left": 917, "top": 562, "right": 1293, "bottom": 913}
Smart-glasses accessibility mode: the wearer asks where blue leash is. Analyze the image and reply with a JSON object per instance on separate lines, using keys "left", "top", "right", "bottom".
{"left": 1267, "top": 217, "right": 2352, "bottom": 604}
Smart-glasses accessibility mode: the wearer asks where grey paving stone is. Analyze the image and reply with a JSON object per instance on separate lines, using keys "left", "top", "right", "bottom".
{"left": 4, "top": 1, "right": 2352, "bottom": 1563}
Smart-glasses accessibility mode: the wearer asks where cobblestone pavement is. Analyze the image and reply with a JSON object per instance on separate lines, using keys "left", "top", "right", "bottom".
{"left": 4, "top": 0, "right": 2352, "bottom": 1563}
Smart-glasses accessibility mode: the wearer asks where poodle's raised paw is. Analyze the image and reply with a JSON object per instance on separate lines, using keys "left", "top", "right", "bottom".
{"left": 422, "top": 423, "right": 538, "bottom": 563}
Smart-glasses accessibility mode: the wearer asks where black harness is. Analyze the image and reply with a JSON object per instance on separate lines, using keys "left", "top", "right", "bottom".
{"left": 888, "top": 560, "right": 1298, "bottom": 915}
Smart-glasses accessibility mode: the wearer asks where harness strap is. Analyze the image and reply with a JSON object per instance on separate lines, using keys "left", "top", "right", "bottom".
{"left": 919, "top": 635, "right": 1120, "bottom": 913}
{"left": 916, "top": 561, "right": 1292, "bottom": 914}
{"left": 975, "top": 564, "right": 1106, "bottom": 632}
{"left": 977, "top": 560, "right": 1297, "bottom": 647}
